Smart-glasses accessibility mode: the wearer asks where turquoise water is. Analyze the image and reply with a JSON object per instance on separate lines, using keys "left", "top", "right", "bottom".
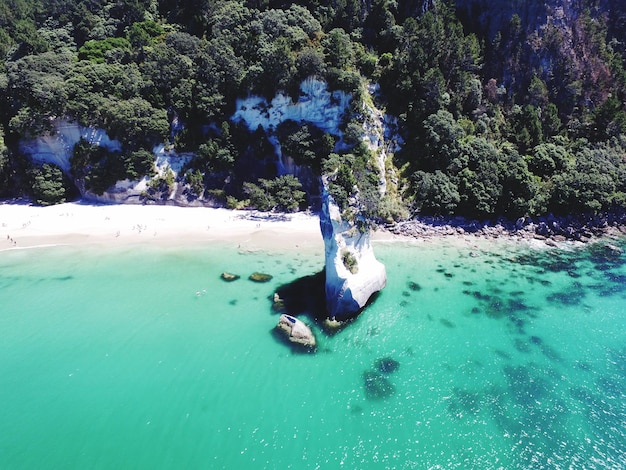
{"left": 1, "top": 237, "right": 625, "bottom": 469}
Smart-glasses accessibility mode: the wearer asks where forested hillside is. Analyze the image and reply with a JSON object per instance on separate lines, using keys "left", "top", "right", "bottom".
{"left": 1, "top": 0, "right": 626, "bottom": 222}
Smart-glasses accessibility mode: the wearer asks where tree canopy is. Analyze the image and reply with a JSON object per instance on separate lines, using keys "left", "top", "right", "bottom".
{"left": 1, "top": 0, "right": 626, "bottom": 220}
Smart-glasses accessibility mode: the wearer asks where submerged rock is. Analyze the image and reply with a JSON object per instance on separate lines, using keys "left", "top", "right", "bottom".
{"left": 276, "top": 314, "right": 316, "bottom": 348}
{"left": 272, "top": 292, "right": 286, "bottom": 313}
{"left": 249, "top": 272, "right": 273, "bottom": 283}
{"left": 220, "top": 272, "right": 240, "bottom": 282}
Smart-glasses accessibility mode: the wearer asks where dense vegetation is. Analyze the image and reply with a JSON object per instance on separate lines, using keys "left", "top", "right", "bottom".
{"left": 1, "top": 0, "right": 626, "bottom": 220}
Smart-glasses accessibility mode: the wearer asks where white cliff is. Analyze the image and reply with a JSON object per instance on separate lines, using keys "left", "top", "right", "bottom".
{"left": 232, "top": 77, "right": 350, "bottom": 134}
{"left": 319, "top": 177, "right": 387, "bottom": 321}
{"left": 19, "top": 120, "right": 194, "bottom": 203}
{"left": 232, "top": 77, "right": 350, "bottom": 176}
{"left": 19, "top": 120, "right": 122, "bottom": 172}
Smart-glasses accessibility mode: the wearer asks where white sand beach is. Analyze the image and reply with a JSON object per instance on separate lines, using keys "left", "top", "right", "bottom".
{"left": 0, "top": 201, "right": 326, "bottom": 252}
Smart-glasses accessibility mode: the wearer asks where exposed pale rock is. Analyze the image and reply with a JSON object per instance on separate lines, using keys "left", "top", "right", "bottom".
{"left": 220, "top": 272, "right": 241, "bottom": 282}
{"left": 320, "top": 178, "right": 386, "bottom": 321}
{"left": 276, "top": 314, "right": 316, "bottom": 348}
{"left": 361, "top": 83, "right": 402, "bottom": 197}
{"left": 19, "top": 120, "right": 122, "bottom": 172}
{"left": 232, "top": 78, "right": 350, "bottom": 135}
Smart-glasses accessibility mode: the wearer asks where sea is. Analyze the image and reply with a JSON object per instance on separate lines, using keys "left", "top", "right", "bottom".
{"left": 1, "top": 236, "right": 625, "bottom": 469}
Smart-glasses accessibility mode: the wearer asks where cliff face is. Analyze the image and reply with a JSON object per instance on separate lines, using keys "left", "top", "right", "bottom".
{"left": 400, "top": 0, "right": 626, "bottom": 41}
{"left": 19, "top": 120, "right": 195, "bottom": 204}
{"left": 446, "top": 0, "right": 625, "bottom": 108}
{"left": 319, "top": 177, "right": 387, "bottom": 321}
{"left": 19, "top": 121, "right": 121, "bottom": 173}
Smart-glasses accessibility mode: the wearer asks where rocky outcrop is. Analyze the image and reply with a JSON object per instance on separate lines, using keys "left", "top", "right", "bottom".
{"left": 232, "top": 77, "right": 350, "bottom": 177}
{"left": 276, "top": 314, "right": 316, "bottom": 348}
{"left": 320, "top": 178, "right": 386, "bottom": 321}
{"left": 232, "top": 77, "right": 350, "bottom": 135}
{"left": 19, "top": 119, "right": 195, "bottom": 204}
{"left": 19, "top": 120, "right": 122, "bottom": 172}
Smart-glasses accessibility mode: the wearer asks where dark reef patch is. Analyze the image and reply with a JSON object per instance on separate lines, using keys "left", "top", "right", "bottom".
{"left": 363, "top": 371, "right": 396, "bottom": 400}
{"left": 494, "top": 349, "right": 512, "bottom": 360}
{"left": 448, "top": 387, "right": 483, "bottom": 419}
{"left": 546, "top": 287, "right": 586, "bottom": 306}
{"left": 440, "top": 318, "right": 456, "bottom": 328}
{"left": 504, "top": 365, "right": 550, "bottom": 408}
{"left": 513, "top": 338, "right": 531, "bottom": 353}
{"left": 375, "top": 357, "right": 400, "bottom": 374}
{"left": 407, "top": 281, "right": 422, "bottom": 291}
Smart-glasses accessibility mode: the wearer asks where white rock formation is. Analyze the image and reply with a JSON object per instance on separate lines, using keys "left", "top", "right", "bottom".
{"left": 320, "top": 178, "right": 387, "bottom": 321}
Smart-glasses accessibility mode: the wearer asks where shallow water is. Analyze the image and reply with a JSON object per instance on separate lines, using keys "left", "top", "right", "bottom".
{"left": 1, "top": 238, "right": 625, "bottom": 469}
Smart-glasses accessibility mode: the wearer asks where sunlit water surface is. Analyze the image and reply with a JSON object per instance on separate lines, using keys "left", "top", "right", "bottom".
{"left": 1, "top": 237, "right": 625, "bottom": 469}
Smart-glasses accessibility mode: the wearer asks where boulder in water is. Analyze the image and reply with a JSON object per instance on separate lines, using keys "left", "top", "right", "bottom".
{"left": 276, "top": 314, "right": 316, "bottom": 348}
{"left": 220, "top": 272, "right": 240, "bottom": 282}
{"left": 249, "top": 272, "right": 273, "bottom": 282}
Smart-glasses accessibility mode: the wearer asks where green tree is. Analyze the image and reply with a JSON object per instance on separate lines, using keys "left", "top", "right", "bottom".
{"left": 244, "top": 175, "right": 306, "bottom": 212}
{"left": 271, "top": 174, "right": 306, "bottom": 212}
{"left": 0, "top": 129, "right": 10, "bottom": 196}
{"left": 78, "top": 37, "right": 131, "bottom": 63}
{"left": 420, "top": 110, "right": 466, "bottom": 172}
{"left": 126, "top": 20, "right": 164, "bottom": 48}
{"left": 411, "top": 170, "right": 460, "bottom": 215}
{"left": 31, "top": 163, "right": 70, "bottom": 205}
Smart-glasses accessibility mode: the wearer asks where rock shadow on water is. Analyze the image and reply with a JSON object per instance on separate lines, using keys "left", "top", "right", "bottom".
{"left": 273, "top": 270, "right": 326, "bottom": 318}
{"left": 272, "top": 270, "right": 380, "bottom": 334}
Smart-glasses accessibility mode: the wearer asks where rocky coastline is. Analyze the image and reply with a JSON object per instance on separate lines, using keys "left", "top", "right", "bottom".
{"left": 386, "top": 210, "right": 626, "bottom": 246}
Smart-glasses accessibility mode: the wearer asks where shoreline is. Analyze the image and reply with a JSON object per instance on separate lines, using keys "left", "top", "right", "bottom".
{"left": 0, "top": 201, "right": 323, "bottom": 253}
{"left": 1, "top": 200, "right": 624, "bottom": 254}
{"left": 385, "top": 212, "right": 626, "bottom": 248}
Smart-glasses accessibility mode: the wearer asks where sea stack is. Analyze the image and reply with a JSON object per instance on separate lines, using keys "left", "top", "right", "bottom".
{"left": 319, "top": 178, "right": 387, "bottom": 321}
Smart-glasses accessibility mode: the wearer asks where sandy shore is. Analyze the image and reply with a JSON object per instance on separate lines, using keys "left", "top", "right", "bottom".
{"left": 0, "top": 201, "right": 327, "bottom": 252}
{"left": 0, "top": 200, "right": 566, "bottom": 255}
